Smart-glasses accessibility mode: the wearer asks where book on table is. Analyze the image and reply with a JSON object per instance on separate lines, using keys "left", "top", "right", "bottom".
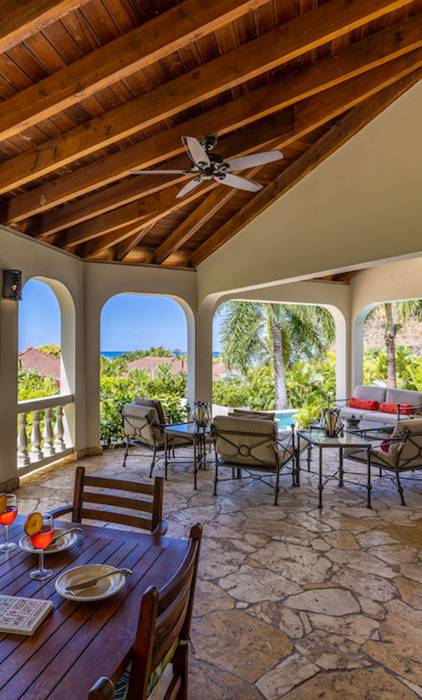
{"left": 0, "top": 595, "right": 53, "bottom": 635}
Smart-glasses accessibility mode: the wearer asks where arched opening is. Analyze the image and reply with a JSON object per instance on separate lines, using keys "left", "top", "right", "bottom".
{"left": 356, "top": 298, "right": 422, "bottom": 390}
{"left": 100, "top": 294, "right": 189, "bottom": 447}
{"left": 212, "top": 299, "right": 339, "bottom": 427}
{"left": 17, "top": 277, "right": 77, "bottom": 472}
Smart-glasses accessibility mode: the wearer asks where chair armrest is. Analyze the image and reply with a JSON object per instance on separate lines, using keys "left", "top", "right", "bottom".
{"left": 152, "top": 519, "right": 168, "bottom": 536}
{"left": 48, "top": 504, "right": 73, "bottom": 518}
{"left": 88, "top": 677, "right": 115, "bottom": 700}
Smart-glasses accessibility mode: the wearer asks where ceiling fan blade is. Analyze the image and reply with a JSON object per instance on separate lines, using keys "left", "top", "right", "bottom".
{"left": 131, "top": 169, "right": 189, "bottom": 175}
{"left": 176, "top": 177, "right": 203, "bottom": 199}
{"left": 182, "top": 136, "right": 210, "bottom": 168}
{"left": 226, "top": 151, "right": 283, "bottom": 170}
{"left": 216, "top": 173, "right": 262, "bottom": 192}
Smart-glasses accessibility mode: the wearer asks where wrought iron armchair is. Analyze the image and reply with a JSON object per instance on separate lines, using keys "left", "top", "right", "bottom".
{"left": 122, "top": 399, "right": 191, "bottom": 477}
{"left": 345, "top": 418, "right": 422, "bottom": 505}
{"left": 211, "top": 415, "right": 298, "bottom": 505}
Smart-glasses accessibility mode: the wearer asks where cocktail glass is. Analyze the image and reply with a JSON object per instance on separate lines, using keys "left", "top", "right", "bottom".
{"left": 0, "top": 494, "right": 18, "bottom": 552}
{"left": 29, "top": 513, "right": 54, "bottom": 580}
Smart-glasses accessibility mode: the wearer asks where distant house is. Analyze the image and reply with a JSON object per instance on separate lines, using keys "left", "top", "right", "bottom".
{"left": 127, "top": 355, "right": 227, "bottom": 380}
{"left": 18, "top": 347, "right": 60, "bottom": 381}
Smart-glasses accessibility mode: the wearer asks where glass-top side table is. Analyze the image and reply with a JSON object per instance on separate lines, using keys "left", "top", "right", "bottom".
{"left": 164, "top": 423, "right": 211, "bottom": 490}
{"left": 297, "top": 428, "right": 373, "bottom": 509}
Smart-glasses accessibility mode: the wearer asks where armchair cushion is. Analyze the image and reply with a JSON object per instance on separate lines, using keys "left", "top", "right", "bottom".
{"left": 213, "top": 415, "right": 277, "bottom": 467}
{"left": 231, "top": 409, "right": 276, "bottom": 421}
{"left": 134, "top": 397, "right": 166, "bottom": 425}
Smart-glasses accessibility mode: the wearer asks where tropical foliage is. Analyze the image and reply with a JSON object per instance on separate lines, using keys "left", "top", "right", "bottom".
{"left": 219, "top": 301, "right": 335, "bottom": 409}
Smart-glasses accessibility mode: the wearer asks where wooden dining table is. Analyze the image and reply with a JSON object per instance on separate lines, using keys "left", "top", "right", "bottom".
{"left": 0, "top": 515, "right": 188, "bottom": 699}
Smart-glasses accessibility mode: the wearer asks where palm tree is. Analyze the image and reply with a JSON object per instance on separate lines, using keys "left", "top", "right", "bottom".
{"left": 219, "top": 302, "right": 335, "bottom": 410}
{"left": 366, "top": 301, "right": 422, "bottom": 388}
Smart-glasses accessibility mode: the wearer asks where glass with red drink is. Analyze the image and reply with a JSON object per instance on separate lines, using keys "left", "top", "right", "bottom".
{"left": 0, "top": 494, "right": 18, "bottom": 552}
{"left": 29, "top": 513, "right": 54, "bottom": 580}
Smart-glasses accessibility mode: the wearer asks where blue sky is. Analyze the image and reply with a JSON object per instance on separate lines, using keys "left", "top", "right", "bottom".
{"left": 19, "top": 279, "right": 222, "bottom": 352}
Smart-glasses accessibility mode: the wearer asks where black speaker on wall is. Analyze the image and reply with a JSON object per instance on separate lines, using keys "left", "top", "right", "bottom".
{"left": 2, "top": 270, "right": 22, "bottom": 300}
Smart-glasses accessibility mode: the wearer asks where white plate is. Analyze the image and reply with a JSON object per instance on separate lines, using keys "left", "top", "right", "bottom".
{"left": 19, "top": 528, "right": 80, "bottom": 555}
{"left": 55, "top": 564, "right": 127, "bottom": 602}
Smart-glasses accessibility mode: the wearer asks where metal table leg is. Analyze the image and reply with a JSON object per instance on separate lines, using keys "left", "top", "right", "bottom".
{"left": 295, "top": 439, "right": 300, "bottom": 487}
{"left": 339, "top": 447, "right": 344, "bottom": 487}
{"left": 193, "top": 435, "right": 198, "bottom": 491}
{"left": 318, "top": 446, "right": 323, "bottom": 509}
{"left": 164, "top": 432, "right": 169, "bottom": 481}
{"left": 367, "top": 446, "right": 372, "bottom": 509}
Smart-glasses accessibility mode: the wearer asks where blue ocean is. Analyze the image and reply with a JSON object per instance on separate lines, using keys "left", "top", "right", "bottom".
{"left": 101, "top": 350, "right": 221, "bottom": 359}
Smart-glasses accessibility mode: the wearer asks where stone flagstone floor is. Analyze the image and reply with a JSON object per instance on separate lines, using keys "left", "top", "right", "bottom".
{"left": 12, "top": 446, "right": 422, "bottom": 699}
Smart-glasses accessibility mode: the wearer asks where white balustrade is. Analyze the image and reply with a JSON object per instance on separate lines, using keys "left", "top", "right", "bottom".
{"left": 17, "top": 395, "right": 74, "bottom": 475}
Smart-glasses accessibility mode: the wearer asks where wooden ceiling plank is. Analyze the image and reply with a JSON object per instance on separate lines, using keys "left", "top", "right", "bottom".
{"left": 34, "top": 112, "right": 292, "bottom": 236}
{"left": 5, "top": 8, "right": 421, "bottom": 222}
{"left": 0, "top": 0, "right": 90, "bottom": 54}
{"left": 190, "top": 69, "right": 422, "bottom": 267}
{"left": 0, "top": 0, "right": 267, "bottom": 141}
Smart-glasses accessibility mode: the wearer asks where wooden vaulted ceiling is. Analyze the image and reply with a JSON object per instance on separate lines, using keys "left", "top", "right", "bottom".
{"left": 0, "top": 0, "right": 421, "bottom": 268}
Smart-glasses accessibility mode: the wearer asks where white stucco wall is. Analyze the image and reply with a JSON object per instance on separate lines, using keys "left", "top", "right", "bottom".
{"left": 196, "top": 80, "right": 422, "bottom": 300}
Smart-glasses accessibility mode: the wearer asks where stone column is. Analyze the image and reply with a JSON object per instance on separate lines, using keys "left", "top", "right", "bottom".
{"left": 0, "top": 298, "right": 19, "bottom": 490}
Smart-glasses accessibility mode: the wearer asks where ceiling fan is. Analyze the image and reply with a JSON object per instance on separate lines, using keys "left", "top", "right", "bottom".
{"left": 131, "top": 135, "right": 283, "bottom": 198}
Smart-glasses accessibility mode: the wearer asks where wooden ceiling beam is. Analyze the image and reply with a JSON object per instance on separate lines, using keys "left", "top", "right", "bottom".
{"left": 33, "top": 112, "right": 292, "bottom": 237}
{"left": 114, "top": 225, "right": 158, "bottom": 262}
{"left": 152, "top": 189, "right": 240, "bottom": 265}
{"left": 0, "top": 0, "right": 266, "bottom": 142}
{"left": 5, "top": 8, "right": 421, "bottom": 224}
{"left": 0, "top": 0, "right": 90, "bottom": 53}
{"left": 61, "top": 182, "right": 216, "bottom": 249}
{"left": 190, "top": 70, "right": 422, "bottom": 267}
{"left": 80, "top": 222, "right": 155, "bottom": 259}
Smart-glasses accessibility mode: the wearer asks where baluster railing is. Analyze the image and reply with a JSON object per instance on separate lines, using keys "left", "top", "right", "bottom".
{"left": 43, "top": 408, "right": 55, "bottom": 457}
{"left": 16, "top": 395, "right": 74, "bottom": 475}
{"left": 54, "top": 406, "right": 66, "bottom": 451}
{"left": 17, "top": 413, "right": 30, "bottom": 468}
{"left": 30, "top": 410, "right": 43, "bottom": 461}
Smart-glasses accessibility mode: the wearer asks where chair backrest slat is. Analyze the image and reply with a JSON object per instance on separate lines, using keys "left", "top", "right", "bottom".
{"left": 80, "top": 508, "right": 153, "bottom": 531}
{"left": 72, "top": 467, "right": 163, "bottom": 534}
{"left": 83, "top": 475, "right": 155, "bottom": 495}
{"left": 82, "top": 491, "right": 154, "bottom": 513}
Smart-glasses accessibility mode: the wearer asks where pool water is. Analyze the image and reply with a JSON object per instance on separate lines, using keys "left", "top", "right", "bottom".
{"left": 275, "top": 410, "right": 298, "bottom": 431}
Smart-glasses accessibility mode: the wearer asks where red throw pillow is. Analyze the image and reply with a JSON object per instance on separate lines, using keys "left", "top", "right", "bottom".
{"left": 379, "top": 402, "right": 414, "bottom": 415}
{"left": 348, "top": 397, "right": 379, "bottom": 411}
{"left": 380, "top": 439, "right": 390, "bottom": 453}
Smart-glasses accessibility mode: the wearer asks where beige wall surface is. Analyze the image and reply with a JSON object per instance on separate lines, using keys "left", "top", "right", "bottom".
{"left": 196, "top": 80, "right": 422, "bottom": 300}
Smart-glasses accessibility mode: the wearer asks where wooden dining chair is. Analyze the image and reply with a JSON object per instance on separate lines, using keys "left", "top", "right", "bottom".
{"left": 50, "top": 466, "right": 167, "bottom": 535}
{"left": 87, "top": 523, "right": 202, "bottom": 700}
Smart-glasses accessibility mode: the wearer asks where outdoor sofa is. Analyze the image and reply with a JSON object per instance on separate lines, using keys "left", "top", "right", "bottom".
{"left": 339, "top": 385, "right": 422, "bottom": 427}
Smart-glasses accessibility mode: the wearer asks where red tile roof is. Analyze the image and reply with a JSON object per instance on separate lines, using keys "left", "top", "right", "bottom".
{"left": 18, "top": 347, "right": 60, "bottom": 380}
{"left": 127, "top": 356, "right": 186, "bottom": 375}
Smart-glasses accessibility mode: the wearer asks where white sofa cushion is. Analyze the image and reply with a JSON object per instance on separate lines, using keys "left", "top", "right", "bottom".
{"left": 385, "top": 388, "right": 422, "bottom": 407}
{"left": 353, "top": 385, "right": 386, "bottom": 404}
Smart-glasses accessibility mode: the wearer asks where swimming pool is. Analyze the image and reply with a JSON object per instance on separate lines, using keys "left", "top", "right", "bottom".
{"left": 275, "top": 409, "right": 298, "bottom": 430}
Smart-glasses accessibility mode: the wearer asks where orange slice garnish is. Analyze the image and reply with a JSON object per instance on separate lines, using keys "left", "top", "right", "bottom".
{"left": 0, "top": 495, "right": 7, "bottom": 514}
{"left": 24, "top": 512, "right": 43, "bottom": 536}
